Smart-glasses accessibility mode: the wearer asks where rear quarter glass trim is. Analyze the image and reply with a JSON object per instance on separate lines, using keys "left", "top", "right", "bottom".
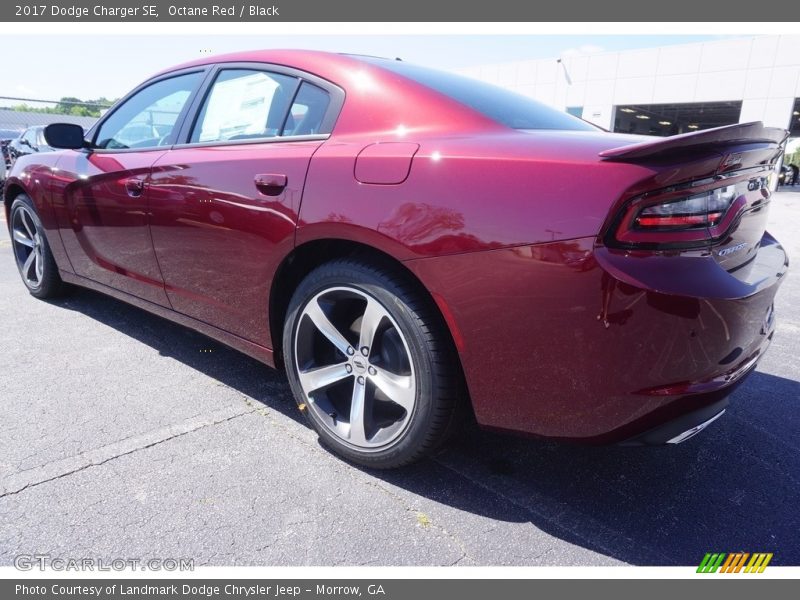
{"left": 174, "top": 61, "right": 345, "bottom": 147}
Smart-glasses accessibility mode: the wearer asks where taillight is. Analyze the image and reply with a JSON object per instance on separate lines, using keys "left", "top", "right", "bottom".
{"left": 608, "top": 177, "right": 765, "bottom": 249}
{"left": 634, "top": 187, "right": 736, "bottom": 230}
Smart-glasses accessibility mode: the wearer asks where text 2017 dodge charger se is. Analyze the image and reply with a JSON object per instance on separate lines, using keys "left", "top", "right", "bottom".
{"left": 4, "top": 50, "right": 788, "bottom": 468}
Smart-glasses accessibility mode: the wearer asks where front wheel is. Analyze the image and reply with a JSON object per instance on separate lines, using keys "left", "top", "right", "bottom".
{"left": 283, "top": 258, "right": 464, "bottom": 469}
{"left": 9, "top": 194, "right": 64, "bottom": 299}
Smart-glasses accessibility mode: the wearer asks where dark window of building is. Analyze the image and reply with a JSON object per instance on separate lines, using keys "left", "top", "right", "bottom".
{"left": 790, "top": 98, "right": 800, "bottom": 137}
{"left": 614, "top": 101, "right": 743, "bottom": 137}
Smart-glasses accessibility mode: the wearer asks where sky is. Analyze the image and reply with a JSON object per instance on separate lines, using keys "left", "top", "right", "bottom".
{"left": 1, "top": 34, "right": 734, "bottom": 102}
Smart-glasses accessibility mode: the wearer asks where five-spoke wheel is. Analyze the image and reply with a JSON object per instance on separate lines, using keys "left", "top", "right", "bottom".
{"left": 283, "top": 258, "right": 463, "bottom": 468}
{"left": 9, "top": 194, "right": 64, "bottom": 298}
{"left": 11, "top": 203, "right": 45, "bottom": 288}
{"left": 294, "top": 286, "right": 417, "bottom": 449}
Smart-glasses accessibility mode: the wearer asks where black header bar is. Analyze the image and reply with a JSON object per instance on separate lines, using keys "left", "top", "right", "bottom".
{"left": 3, "top": 0, "right": 799, "bottom": 22}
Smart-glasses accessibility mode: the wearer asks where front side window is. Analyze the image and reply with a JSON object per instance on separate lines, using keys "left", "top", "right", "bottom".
{"left": 95, "top": 72, "right": 202, "bottom": 150}
{"left": 191, "top": 69, "right": 297, "bottom": 143}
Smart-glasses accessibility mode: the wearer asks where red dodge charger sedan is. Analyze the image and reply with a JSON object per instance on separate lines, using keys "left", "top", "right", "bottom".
{"left": 4, "top": 50, "right": 788, "bottom": 468}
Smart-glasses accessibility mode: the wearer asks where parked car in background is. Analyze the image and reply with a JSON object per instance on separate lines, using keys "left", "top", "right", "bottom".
{"left": 778, "top": 164, "right": 792, "bottom": 185}
{"left": 0, "top": 128, "right": 23, "bottom": 190}
{"left": 0, "top": 127, "right": 22, "bottom": 152}
{"left": 6, "top": 126, "right": 57, "bottom": 168}
{"left": 0, "top": 128, "right": 22, "bottom": 139}
{"left": 788, "top": 164, "right": 799, "bottom": 186}
{"left": 3, "top": 50, "right": 789, "bottom": 468}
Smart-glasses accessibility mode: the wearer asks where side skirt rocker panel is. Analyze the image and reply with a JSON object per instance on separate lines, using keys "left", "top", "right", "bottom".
{"left": 59, "top": 270, "right": 277, "bottom": 368}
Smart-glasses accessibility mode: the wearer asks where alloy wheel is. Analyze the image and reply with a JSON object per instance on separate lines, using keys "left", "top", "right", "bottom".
{"left": 11, "top": 205, "right": 44, "bottom": 288}
{"left": 293, "top": 286, "right": 417, "bottom": 451}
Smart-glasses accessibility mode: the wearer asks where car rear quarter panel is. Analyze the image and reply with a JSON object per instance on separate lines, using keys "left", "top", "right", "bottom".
{"left": 297, "top": 131, "right": 656, "bottom": 257}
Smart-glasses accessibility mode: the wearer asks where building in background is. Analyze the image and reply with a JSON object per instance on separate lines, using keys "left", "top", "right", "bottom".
{"left": 455, "top": 35, "right": 800, "bottom": 139}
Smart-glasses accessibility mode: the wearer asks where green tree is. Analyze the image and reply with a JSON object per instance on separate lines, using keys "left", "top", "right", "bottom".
{"left": 3, "top": 96, "right": 114, "bottom": 118}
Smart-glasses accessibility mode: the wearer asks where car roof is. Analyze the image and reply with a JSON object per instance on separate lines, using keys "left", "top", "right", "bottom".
{"left": 155, "top": 49, "right": 370, "bottom": 81}
{"left": 148, "top": 49, "right": 501, "bottom": 137}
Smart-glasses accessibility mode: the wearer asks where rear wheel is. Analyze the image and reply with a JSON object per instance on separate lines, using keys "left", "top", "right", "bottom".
{"left": 9, "top": 194, "right": 64, "bottom": 299}
{"left": 283, "top": 258, "right": 463, "bottom": 468}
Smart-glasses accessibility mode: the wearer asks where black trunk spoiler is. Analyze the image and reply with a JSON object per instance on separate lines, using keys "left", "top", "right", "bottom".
{"left": 599, "top": 121, "right": 788, "bottom": 165}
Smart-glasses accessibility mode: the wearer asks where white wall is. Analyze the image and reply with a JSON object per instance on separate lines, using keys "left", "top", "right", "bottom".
{"left": 455, "top": 35, "right": 800, "bottom": 131}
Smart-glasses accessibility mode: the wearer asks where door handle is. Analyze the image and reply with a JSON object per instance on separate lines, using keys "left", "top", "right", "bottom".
{"left": 123, "top": 177, "right": 145, "bottom": 197}
{"left": 254, "top": 173, "right": 287, "bottom": 196}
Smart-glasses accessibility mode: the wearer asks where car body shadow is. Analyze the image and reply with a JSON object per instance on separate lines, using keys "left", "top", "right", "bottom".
{"left": 52, "top": 287, "right": 302, "bottom": 425}
{"left": 380, "top": 369, "right": 800, "bottom": 565}
{"left": 53, "top": 287, "right": 800, "bottom": 566}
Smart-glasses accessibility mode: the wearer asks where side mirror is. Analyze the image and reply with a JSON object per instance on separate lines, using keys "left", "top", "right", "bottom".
{"left": 43, "top": 123, "right": 86, "bottom": 150}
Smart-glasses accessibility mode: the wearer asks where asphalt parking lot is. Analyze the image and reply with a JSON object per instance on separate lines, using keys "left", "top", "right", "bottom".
{"left": 0, "top": 191, "right": 798, "bottom": 567}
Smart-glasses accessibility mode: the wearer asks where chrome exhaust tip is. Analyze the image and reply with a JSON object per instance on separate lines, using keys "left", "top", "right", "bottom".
{"left": 667, "top": 409, "right": 726, "bottom": 444}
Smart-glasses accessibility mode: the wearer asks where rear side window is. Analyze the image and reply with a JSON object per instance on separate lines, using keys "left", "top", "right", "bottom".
{"left": 191, "top": 69, "right": 298, "bottom": 143}
{"left": 357, "top": 57, "right": 597, "bottom": 131}
{"left": 284, "top": 82, "right": 331, "bottom": 136}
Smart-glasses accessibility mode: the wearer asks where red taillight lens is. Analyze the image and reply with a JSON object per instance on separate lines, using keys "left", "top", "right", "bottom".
{"left": 609, "top": 181, "right": 754, "bottom": 249}
{"left": 634, "top": 186, "right": 736, "bottom": 231}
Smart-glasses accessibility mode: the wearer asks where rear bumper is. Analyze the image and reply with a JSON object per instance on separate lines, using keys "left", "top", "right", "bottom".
{"left": 587, "top": 326, "right": 769, "bottom": 445}
{"left": 406, "top": 231, "right": 787, "bottom": 442}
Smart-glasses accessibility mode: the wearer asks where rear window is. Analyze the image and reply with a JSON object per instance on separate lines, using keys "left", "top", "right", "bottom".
{"left": 357, "top": 57, "right": 597, "bottom": 132}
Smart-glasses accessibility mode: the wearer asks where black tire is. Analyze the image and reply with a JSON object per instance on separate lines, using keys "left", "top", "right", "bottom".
{"left": 9, "top": 194, "right": 65, "bottom": 299}
{"left": 283, "top": 257, "right": 464, "bottom": 469}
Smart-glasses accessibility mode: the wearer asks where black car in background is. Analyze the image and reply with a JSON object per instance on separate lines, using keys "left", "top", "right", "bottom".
{"left": 1, "top": 128, "right": 23, "bottom": 182}
{"left": 778, "top": 164, "right": 800, "bottom": 186}
{"left": 7, "top": 126, "right": 54, "bottom": 165}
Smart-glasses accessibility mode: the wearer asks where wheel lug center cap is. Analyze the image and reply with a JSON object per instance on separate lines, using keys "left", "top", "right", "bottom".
{"left": 351, "top": 357, "right": 367, "bottom": 374}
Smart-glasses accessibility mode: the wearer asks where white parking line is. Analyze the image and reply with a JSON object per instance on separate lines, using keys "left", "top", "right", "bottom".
{"left": 0, "top": 404, "right": 256, "bottom": 497}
